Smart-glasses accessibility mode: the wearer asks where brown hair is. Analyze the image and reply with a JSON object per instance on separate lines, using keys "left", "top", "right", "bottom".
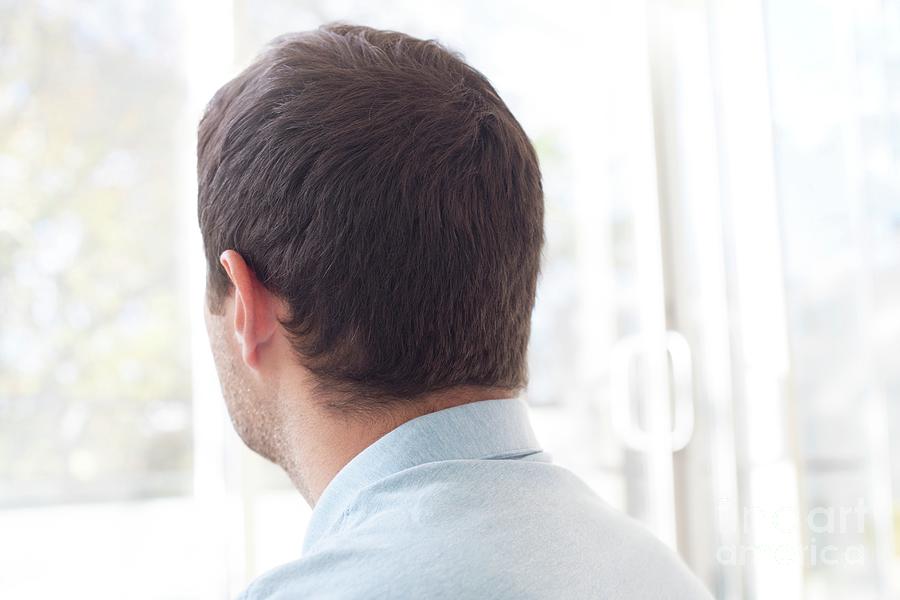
{"left": 197, "top": 23, "right": 544, "bottom": 408}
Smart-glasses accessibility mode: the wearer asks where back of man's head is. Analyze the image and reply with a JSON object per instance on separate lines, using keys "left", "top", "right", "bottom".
{"left": 197, "top": 23, "right": 544, "bottom": 411}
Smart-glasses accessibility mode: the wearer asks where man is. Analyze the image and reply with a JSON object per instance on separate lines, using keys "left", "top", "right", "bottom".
{"left": 198, "top": 22, "right": 713, "bottom": 600}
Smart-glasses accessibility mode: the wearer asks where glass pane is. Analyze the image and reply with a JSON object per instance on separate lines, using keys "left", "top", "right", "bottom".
{"left": 764, "top": 0, "right": 900, "bottom": 597}
{"left": 0, "top": 2, "right": 205, "bottom": 598}
{"left": 0, "top": 0, "right": 192, "bottom": 504}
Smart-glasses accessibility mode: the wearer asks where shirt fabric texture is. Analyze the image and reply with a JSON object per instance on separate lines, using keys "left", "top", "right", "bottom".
{"left": 238, "top": 398, "right": 714, "bottom": 599}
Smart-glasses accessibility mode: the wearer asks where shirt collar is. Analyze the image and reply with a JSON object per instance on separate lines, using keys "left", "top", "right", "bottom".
{"left": 301, "top": 397, "right": 544, "bottom": 553}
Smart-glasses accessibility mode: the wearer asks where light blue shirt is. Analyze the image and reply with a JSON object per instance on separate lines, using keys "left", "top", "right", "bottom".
{"left": 238, "top": 398, "right": 713, "bottom": 599}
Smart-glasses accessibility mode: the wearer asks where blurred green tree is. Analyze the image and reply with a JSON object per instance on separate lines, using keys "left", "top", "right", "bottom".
{"left": 0, "top": 0, "right": 192, "bottom": 505}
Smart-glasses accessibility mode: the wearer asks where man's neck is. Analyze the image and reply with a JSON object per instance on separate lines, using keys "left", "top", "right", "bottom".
{"left": 276, "top": 383, "right": 517, "bottom": 506}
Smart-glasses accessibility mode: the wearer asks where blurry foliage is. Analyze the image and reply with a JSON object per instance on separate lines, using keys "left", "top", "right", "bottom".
{"left": 0, "top": 0, "right": 192, "bottom": 504}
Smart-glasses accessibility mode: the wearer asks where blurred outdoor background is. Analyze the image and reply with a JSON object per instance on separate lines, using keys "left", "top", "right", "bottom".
{"left": 1, "top": 0, "right": 899, "bottom": 598}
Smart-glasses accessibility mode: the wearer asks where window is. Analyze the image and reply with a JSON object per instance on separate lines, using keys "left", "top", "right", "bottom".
{"left": 1, "top": 0, "right": 192, "bottom": 507}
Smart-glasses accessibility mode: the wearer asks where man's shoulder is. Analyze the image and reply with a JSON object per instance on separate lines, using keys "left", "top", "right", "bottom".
{"left": 239, "top": 459, "right": 714, "bottom": 599}
{"left": 236, "top": 546, "right": 387, "bottom": 600}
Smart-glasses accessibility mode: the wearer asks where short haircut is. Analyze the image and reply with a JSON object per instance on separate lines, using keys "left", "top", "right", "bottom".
{"left": 197, "top": 23, "right": 544, "bottom": 408}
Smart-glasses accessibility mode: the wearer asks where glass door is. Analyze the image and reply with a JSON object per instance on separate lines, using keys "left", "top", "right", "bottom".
{"left": 762, "top": 0, "right": 900, "bottom": 597}
{"left": 653, "top": 0, "right": 900, "bottom": 598}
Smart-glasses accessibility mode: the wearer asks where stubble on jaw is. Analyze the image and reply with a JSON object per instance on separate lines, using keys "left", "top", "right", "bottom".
{"left": 204, "top": 306, "right": 315, "bottom": 501}
{"left": 205, "top": 312, "right": 285, "bottom": 466}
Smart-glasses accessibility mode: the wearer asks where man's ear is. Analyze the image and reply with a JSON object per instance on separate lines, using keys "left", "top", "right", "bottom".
{"left": 218, "top": 249, "right": 279, "bottom": 370}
